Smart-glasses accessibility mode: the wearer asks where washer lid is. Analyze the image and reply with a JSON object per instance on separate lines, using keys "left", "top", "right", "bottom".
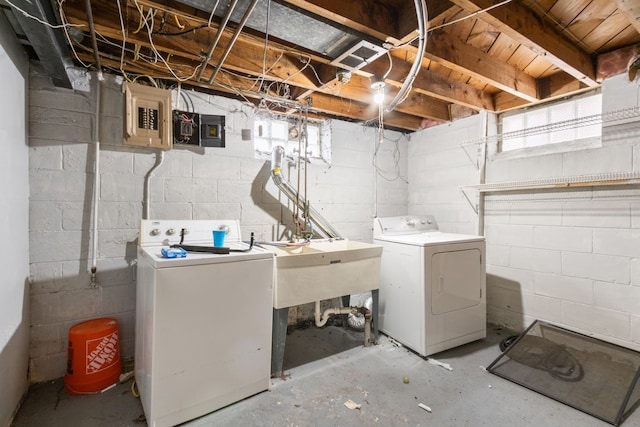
{"left": 138, "top": 244, "right": 273, "bottom": 268}
{"left": 374, "top": 231, "right": 484, "bottom": 246}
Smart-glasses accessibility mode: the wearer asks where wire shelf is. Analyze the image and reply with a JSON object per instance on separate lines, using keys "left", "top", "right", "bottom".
{"left": 462, "top": 171, "right": 640, "bottom": 193}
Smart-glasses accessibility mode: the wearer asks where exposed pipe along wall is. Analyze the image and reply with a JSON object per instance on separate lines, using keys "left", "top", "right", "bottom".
{"left": 270, "top": 146, "right": 342, "bottom": 239}
{"left": 86, "top": 0, "right": 102, "bottom": 288}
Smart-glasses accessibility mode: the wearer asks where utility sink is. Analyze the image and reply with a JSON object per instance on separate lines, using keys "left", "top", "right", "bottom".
{"left": 264, "top": 239, "right": 383, "bottom": 309}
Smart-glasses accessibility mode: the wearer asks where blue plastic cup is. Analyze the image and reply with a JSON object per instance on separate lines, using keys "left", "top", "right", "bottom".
{"left": 212, "top": 230, "right": 226, "bottom": 247}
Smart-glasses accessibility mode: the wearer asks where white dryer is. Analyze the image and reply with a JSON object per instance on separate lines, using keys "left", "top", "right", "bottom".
{"left": 373, "top": 216, "right": 486, "bottom": 357}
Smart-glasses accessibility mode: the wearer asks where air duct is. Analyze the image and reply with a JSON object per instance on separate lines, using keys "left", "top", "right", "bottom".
{"left": 270, "top": 146, "right": 342, "bottom": 239}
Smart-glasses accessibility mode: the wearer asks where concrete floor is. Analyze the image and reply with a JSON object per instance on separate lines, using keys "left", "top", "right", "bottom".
{"left": 11, "top": 324, "right": 635, "bottom": 427}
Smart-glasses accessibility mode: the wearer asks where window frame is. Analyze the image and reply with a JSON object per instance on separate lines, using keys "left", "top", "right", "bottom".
{"left": 496, "top": 90, "right": 603, "bottom": 157}
{"left": 253, "top": 114, "right": 331, "bottom": 165}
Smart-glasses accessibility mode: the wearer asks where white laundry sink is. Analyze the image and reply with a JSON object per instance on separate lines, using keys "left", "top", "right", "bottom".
{"left": 264, "top": 239, "right": 383, "bottom": 309}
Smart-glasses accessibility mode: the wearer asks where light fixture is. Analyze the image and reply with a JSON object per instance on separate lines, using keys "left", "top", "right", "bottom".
{"left": 371, "top": 80, "right": 386, "bottom": 104}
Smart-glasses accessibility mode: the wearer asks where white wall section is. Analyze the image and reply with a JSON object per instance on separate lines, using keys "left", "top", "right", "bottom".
{"left": 0, "top": 15, "right": 30, "bottom": 425}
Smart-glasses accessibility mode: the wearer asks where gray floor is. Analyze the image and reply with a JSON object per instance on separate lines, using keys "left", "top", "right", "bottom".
{"left": 11, "top": 324, "right": 637, "bottom": 427}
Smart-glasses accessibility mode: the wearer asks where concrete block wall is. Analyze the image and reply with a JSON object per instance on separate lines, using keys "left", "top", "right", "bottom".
{"left": 408, "top": 112, "right": 487, "bottom": 235}
{"left": 28, "top": 69, "right": 407, "bottom": 382}
{"left": 409, "top": 75, "right": 640, "bottom": 352}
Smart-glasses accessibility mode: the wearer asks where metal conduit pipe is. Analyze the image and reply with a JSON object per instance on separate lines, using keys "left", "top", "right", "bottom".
{"left": 270, "top": 146, "right": 342, "bottom": 239}
{"left": 196, "top": 0, "right": 239, "bottom": 81}
{"left": 385, "top": 0, "right": 427, "bottom": 113}
{"left": 86, "top": 0, "right": 103, "bottom": 288}
{"left": 207, "top": 0, "right": 259, "bottom": 84}
{"left": 85, "top": 0, "right": 101, "bottom": 70}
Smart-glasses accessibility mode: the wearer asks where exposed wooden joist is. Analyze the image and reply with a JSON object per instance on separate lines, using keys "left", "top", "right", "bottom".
{"left": 362, "top": 55, "right": 495, "bottom": 111}
{"left": 449, "top": 0, "right": 598, "bottom": 86}
{"left": 66, "top": 1, "right": 448, "bottom": 123}
{"left": 425, "top": 31, "right": 539, "bottom": 102}
{"left": 615, "top": 0, "right": 640, "bottom": 34}
{"left": 494, "top": 72, "right": 591, "bottom": 112}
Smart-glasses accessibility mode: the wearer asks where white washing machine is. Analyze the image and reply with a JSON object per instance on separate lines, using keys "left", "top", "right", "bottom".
{"left": 373, "top": 216, "right": 486, "bottom": 357}
{"left": 135, "top": 219, "right": 274, "bottom": 427}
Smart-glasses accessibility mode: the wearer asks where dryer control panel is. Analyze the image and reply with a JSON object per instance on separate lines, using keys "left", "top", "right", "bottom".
{"left": 373, "top": 216, "right": 439, "bottom": 237}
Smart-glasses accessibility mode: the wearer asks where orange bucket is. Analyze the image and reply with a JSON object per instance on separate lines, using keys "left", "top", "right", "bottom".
{"left": 64, "top": 318, "right": 122, "bottom": 394}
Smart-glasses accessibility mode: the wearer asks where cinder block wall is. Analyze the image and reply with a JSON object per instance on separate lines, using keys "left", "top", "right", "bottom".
{"left": 28, "top": 68, "right": 408, "bottom": 382}
{"left": 409, "top": 75, "right": 640, "bottom": 351}
{"left": 407, "top": 112, "right": 486, "bottom": 235}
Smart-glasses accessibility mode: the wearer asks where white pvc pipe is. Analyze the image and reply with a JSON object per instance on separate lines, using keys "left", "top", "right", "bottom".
{"left": 90, "top": 71, "right": 104, "bottom": 288}
{"left": 314, "top": 300, "right": 357, "bottom": 327}
{"left": 143, "top": 150, "right": 165, "bottom": 219}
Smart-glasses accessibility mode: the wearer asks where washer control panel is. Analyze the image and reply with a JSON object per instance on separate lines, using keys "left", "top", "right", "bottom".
{"left": 139, "top": 219, "right": 241, "bottom": 246}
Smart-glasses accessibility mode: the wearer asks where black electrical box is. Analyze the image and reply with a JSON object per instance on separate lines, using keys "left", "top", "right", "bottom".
{"left": 172, "top": 110, "right": 200, "bottom": 145}
{"left": 200, "top": 114, "right": 225, "bottom": 148}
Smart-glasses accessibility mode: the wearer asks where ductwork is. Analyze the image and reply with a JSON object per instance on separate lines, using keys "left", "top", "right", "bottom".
{"left": 270, "top": 146, "right": 342, "bottom": 239}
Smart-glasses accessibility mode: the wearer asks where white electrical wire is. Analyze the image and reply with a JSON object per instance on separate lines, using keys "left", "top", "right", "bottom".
{"left": 427, "top": 0, "right": 513, "bottom": 33}
{"left": 57, "top": 1, "right": 91, "bottom": 69}
{"left": 6, "top": 0, "right": 84, "bottom": 29}
{"left": 133, "top": 0, "right": 203, "bottom": 82}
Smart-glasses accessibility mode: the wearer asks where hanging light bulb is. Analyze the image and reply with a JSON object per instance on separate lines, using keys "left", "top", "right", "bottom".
{"left": 371, "top": 80, "right": 386, "bottom": 104}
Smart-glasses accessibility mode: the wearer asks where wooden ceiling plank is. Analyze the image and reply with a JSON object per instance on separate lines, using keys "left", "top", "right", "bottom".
{"left": 616, "top": 0, "right": 640, "bottom": 33}
{"left": 565, "top": 0, "right": 617, "bottom": 44}
{"left": 487, "top": 32, "right": 519, "bottom": 62}
{"left": 425, "top": 31, "right": 539, "bottom": 102}
{"left": 449, "top": 0, "right": 598, "bottom": 86}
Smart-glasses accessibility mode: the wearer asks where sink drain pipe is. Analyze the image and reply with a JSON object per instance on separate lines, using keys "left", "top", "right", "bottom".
{"left": 314, "top": 301, "right": 373, "bottom": 347}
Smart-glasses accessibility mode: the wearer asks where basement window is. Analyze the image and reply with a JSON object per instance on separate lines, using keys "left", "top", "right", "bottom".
{"left": 499, "top": 91, "right": 602, "bottom": 153}
{"left": 254, "top": 116, "right": 331, "bottom": 164}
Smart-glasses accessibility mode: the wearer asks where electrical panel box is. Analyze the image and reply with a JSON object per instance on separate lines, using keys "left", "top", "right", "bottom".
{"left": 200, "top": 114, "right": 225, "bottom": 148}
{"left": 123, "top": 82, "right": 172, "bottom": 150}
{"left": 172, "top": 110, "right": 200, "bottom": 145}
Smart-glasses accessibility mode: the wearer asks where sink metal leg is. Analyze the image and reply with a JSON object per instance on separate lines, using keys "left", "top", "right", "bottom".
{"left": 372, "top": 289, "right": 379, "bottom": 341}
{"left": 341, "top": 295, "right": 351, "bottom": 327}
{"left": 271, "top": 307, "right": 288, "bottom": 377}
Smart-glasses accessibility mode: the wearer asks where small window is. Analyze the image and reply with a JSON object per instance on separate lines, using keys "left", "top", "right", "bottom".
{"left": 254, "top": 115, "right": 331, "bottom": 164}
{"left": 499, "top": 92, "right": 602, "bottom": 152}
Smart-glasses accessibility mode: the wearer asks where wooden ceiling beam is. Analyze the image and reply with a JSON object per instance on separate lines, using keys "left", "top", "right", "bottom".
{"left": 362, "top": 55, "right": 495, "bottom": 111}
{"left": 494, "top": 72, "right": 591, "bottom": 112}
{"left": 425, "top": 31, "right": 539, "bottom": 102}
{"left": 449, "top": 0, "right": 598, "bottom": 87}
{"left": 66, "top": 2, "right": 452, "bottom": 122}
